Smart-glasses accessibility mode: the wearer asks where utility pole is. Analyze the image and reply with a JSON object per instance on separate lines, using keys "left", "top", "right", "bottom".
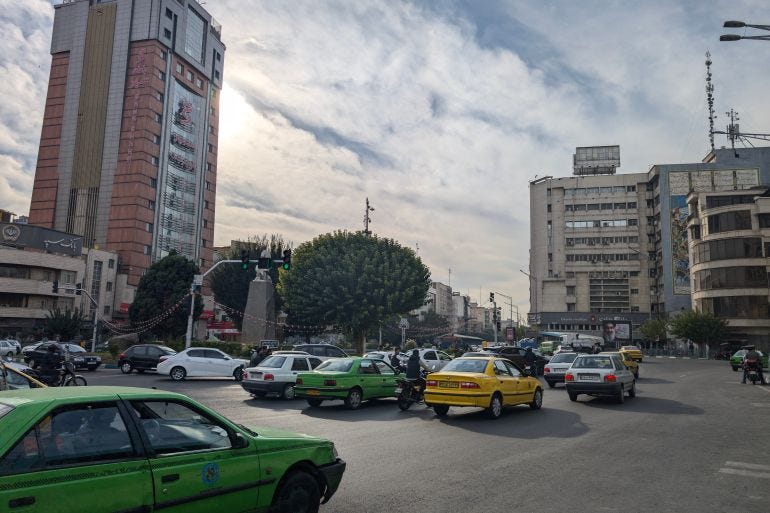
{"left": 363, "top": 197, "right": 374, "bottom": 236}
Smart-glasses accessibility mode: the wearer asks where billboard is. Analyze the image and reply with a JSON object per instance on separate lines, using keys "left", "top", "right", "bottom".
{"left": 601, "top": 320, "right": 632, "bottom": 348}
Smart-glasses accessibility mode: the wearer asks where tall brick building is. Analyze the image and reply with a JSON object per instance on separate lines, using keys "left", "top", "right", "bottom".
{"left": 28, "top": 0, "right": 224, "bottom": 289}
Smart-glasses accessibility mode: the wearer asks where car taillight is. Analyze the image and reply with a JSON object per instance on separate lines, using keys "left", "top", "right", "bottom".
{"left": 460, "top": 382, "right": 480, "bottom": 389}
{"left": 296, "top": 377, "right": 302, "bottom": 385}
{"left": 426, "top": 380, "right": 437, "bottom": 387}
{"left": 565, "top": 373, "right": 574, "bottom": 381}
{"left": 544, "top": 367, "right": 551, "bottom": 373}
{"left": 324, "top": 379, "right": 337, "bottom": 386}
{"left": 604, "top": 374, "right": 617, "bottom": 382}
{"left": 263, "top": 373, "right": 274, "bottom": 381}
{"left": 118, "top": 353, "right": 125, "bottom": 359}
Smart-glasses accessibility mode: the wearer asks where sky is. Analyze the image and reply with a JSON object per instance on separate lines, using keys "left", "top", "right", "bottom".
{"left": 2, "top": 0, "right": 770, "bottom": 317}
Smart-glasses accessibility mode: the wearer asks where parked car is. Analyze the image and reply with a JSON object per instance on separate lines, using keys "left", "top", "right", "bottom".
{"left": 241, "top": 352, "right": 323, "bottom": 399}
{"left": 424, "top": 356, "right": 543, "bottom": 419}
{"left": 156, "top": 348, "right": 248, "bottom": 381}
{"left": 118, "top": 344, "right": 177, "bottom": 374}
{"left": 730, "top": 349, "right": 768, "bottom": 371}
{"left": 0, "top": 386, "right": 346, "bottom": 513}
{"left": 295, "top": 357, "right": 400, "bottom": 409}
{"left": 293, "top": 344, "right": 350, "bottom": 360}
{"left": 565, "top": 353, "right": 636, "bottom": 403}
{"left": 396, "top": 348, "right": 453, "bottom": 372}
{"left": 0, "top": 339, "right": 21, "bottom": 356}
{"left": 601, "top": 351, "right": 639, "bottom": 379}
{"left": 21, "top": 342, "right": 43, "bottom": 357}
{"left": 25, "top": 342, "right": 102, "bottom": 371}
{"left": 543, "top": 352, "right": 579, "bottom": 388}
{"left": 0, "top": 340, "right": 18, "bottom": 358}
{"left": 0, "top": 360, "right": 47, "bottom": 390}
{"left": 619, "top": 345, "right": 643, "bottom": 362}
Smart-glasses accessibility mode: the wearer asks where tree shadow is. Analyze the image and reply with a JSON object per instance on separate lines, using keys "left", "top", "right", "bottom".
{"left": 578, "top": 395, "right": 704, "bottom": 415}
{"left": 636, "top": 377, "right": 675, "bottom": 384}
{"left": 299, "top": 397, "right": 408, "bottom": 421}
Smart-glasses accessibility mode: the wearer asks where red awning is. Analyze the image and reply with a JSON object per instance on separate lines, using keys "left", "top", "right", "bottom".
{"left": 199, "top": 310, "right": 214, "bottom": 320}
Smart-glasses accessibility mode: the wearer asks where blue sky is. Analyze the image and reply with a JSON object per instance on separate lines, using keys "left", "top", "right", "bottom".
{"left": 2, "top": 0, "right": 769, "bottom": 314}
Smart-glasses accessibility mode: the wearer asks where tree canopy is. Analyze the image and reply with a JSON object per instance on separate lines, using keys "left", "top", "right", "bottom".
{"left": 208, "top": 235, "right": 289, "bottom": 329}
{"left": 640, "top": 318, "right": 668, "bottom": 344}
{"left": 45, "top": 306, "right": 86, "bottom": 340}
{"left": 129, "top": 252, "right": 202, "bottom": 340}
{"left": 277, "top": 231, "right": 431, "bottom": 354}
{"left": 668, "top": 310, "right": 728, "bottom": 345}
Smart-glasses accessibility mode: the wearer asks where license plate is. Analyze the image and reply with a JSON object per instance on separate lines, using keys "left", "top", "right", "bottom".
{"left": 579, "top": 374, "right": 599, "bottom": 381}
{"left": 249, "top": 372, "right": 261, "bottom": 379}
{"left": 307, "top": 390, "right": 320, "bottom": 396}
{"left": 440, "top": 381, "right": 459, "bottom": 388}
{"left": 395, "top": 387, "right": 403, "bottom": 394}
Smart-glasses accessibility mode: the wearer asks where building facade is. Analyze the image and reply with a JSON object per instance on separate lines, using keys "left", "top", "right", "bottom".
{"left": 528, "top": 146, "right": 770, "bottom": 343}
{"left": 28, "top": 0, "right": 224, "bottom": 289}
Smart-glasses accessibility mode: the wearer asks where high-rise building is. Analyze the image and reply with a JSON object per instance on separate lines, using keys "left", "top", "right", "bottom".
{"left": 28, "top": 0, "right": 224, "bottom": 289}
{"left": 528, "top": 145, "right": 770, "bottom": 345}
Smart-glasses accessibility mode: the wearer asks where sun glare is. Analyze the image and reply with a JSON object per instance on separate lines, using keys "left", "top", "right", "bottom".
{"left": 218, "top": 83, "right": 252, "bottom": 139}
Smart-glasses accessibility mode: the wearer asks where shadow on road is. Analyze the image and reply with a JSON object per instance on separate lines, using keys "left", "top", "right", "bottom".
{"left": 579, "top": 395, "right": 704, "bottom": 415}
{"left": 429, "top": 406, "right": 590, "bottom": 439}
{"left": 635, "top": 377, "right": 675, "bottom": 384}
{"left": 299, "top": 397, "right": 408, "bottom": 421}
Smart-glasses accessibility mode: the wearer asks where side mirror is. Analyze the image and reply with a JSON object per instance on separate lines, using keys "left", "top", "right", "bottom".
{"left": 233, "top": 432, "right": 249, "bottom": 449}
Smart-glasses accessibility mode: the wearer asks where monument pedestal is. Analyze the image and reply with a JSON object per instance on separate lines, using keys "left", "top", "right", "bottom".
{"left": 241, "top": 273, "right": 275, "bottom": 343}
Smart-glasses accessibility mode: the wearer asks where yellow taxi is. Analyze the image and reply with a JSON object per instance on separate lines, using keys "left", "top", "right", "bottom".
{"left": 620, "top": 345, "right": 643, "bottom": 362}
{"left": 601, "top": 351, "right": 639, "bottom": 379}
{"left": 424, "top": 356, "right": 543, "bottom": 419}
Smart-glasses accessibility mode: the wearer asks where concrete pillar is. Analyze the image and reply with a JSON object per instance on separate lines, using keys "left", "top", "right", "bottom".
{"left": 241, "top": 272, "right": 276, "bottom": 343}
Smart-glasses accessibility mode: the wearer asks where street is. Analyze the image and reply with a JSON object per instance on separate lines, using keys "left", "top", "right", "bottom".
{"left": 85, "top": 358, "right": 769, "bottom": 513}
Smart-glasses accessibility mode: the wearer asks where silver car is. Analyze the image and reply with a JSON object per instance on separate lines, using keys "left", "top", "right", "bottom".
{"left": 564, "top": 354, "right": 636, "bottom": 403}
{"left": 543, "top": 352, "right": 578, "bottom": 388}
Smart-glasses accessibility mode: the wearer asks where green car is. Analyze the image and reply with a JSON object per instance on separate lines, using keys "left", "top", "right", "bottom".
{"left": 0, "top": 386, "right": 345, "bottom": 513}
{"left": 295, "top": 357, "right": 400, "bottom": 409}
{"left": 730, "top": 350, "right": 769, "bottom": 371}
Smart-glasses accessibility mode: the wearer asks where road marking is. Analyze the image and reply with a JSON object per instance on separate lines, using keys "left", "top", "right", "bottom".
{"left": 719, "top": 461, "right": 770, "bottom": 480}
{"left": 750, "top": 403, "right": 770, "bottom": 407}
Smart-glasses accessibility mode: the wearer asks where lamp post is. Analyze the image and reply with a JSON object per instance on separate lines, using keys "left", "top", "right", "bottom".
{"left": 519, "top": 269, "right": 536, "bottom": 324}
{"left": 720, "top": 20, "right": 770, "bottom": 42}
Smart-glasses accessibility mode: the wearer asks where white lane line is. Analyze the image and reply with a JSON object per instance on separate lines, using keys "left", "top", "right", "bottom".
{"left": 725, "top": 461, "right": 770, "bottom": 472}
{"left": 718, "top": 468, "right": 770, "bottom": 480}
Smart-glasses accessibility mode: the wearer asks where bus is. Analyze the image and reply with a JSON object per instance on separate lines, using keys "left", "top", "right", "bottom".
{"left": 536, "top": 332, "right": 603, "bottom": 355}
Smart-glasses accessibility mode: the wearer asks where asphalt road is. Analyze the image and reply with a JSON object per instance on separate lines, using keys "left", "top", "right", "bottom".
{"left": 85, "top": 358, "right": 770, "bottom": 513}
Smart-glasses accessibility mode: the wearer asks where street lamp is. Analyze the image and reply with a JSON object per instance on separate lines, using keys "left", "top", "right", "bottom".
{"left": 519, "top": 269, "right": 537, "bottom": 324}
{"left": 721, "top": 20, "right": 770, "bottom": 41}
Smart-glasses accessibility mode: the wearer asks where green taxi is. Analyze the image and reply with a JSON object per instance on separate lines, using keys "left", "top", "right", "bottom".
{"left": 730, "top": 349, "right": 769, "bottom": 371}
{"left": 0, "top": 386, "right": 345, "bottom": 513}
{"left": 295, "top": 357, "right": 400, "bottom": 409}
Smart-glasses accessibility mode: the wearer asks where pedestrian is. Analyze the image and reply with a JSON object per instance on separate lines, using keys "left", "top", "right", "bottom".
{"left": 524, "top": 347, "right": 537, "bottom": 376}
{"left": 390, "top": 346, "right": 402, "bottom": 371}
{"left": 688, "top": 341, "right": 694, "bottom": 356}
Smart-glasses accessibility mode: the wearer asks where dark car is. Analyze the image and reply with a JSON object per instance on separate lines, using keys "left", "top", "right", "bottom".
{"left": 25, "top": 342, "right": 102, "bottom": 371}
{"left": 292, "top": 344, "right": 349, "bottom": 360}
{"left": 117, "top": 344, "right": 177, "bottom": 374}
{"left": 490, "top": 346, "right": 549, "bottom": 375}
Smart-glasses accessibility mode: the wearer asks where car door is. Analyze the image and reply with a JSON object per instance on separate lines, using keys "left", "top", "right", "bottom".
{"left": 612, "top": 355, "right": 634, "bottom": 387}
{"left": 126, "top": 398, "right": 259, "bottom": 513}
{"left": 437, "top": 351, "right": 453, "bottom": 370}
{"left": 356, "top": 359, "right": 382, "bottom": 398}
{"left": 290, "top": 357, "right": 309, "bottom": 382}
{"left": 204, "top": 349, "right": 231, "bottom": 377}
{"left": 491, "top": 359, "right": 518, "bottom": 405}
{"left": 131, "top": 345, "right": 148, "bottom": 369}
{"left": 144, "top": 346, "right": 165, "bottom": 369}
{"left": 0, "top": 401, "right": 153, "bottom": 513}
{"left": 373, "top": 360, "right": 398, "bottom": 396}
{"left": 184, "top": 349, "right": 208, "bottom": 376}
{"left": 503, "top": 360, "right": 535, "bottom": 404}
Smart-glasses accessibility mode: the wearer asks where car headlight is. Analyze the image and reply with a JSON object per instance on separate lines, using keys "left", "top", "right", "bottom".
{"left": 332, "top": 444, "right": 339, "bottom": 460}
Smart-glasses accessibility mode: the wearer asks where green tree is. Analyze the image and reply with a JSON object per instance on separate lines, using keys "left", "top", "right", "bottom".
{"left": 640, "top": 318, "right": 669, "bottom": 346}
{"left": 129, "top": 251, "right": 202, "bottom": 340}
{"left": 668, "top": 310, "right": 728, "bottom": 347}
{"left": 277, "top": 231, "right": 431, "bottom": 354}
{"left": 407, "top": 311, "right": 451, "bottom": 346}
{"left": 45, "top": 306, "right": 86, "bottom": 340}
{"left": 208, "top": 235, "right": 289, "bottom": 329}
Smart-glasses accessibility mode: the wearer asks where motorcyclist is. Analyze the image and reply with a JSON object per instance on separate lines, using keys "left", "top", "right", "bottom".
{"left": 405, "top": 349, "right": 430, "bottom": 389}
{"left": 524, "top": 347, "right": 538, "bottom": 376}
{"left": 39, "top": 343, "right": 64, "bottom": 385}
{"left": 742, "top": 348, "right": 767, "bottom": 385}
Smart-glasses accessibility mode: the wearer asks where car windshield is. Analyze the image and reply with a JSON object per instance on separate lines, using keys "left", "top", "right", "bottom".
{"left": 258, "top": 356, "right": 286, "bottom": 368}
{"left": 440, "top": 358, "right": 488, "bottom": 373}
{"left": 572, "top": 356, "right": 613, "bottom": 369}
{"left": 315, "top": 359, "right": 354, "bottom": 372}
{"left": 62, "top": 344, "right": 85, "bottom": 353}
{"left": 0, "top": 403, "right": 13, "bottom": 420}
{"left": 622, "top": 346, "right": 640, "bottom": 351}
{"left": 550, "top": 353, "right": 577, "bottom": 363}
{"left": 733, "top": 350, "right": 747, "bottom": 357}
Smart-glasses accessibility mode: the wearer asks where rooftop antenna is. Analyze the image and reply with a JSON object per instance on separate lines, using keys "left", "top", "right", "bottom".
{"left": 705, "top": 51, "right": 716, "bottom": 151}
{"left": 726, "top": 109, "right": 740, "bottom": 156}
{"left": 363, "top": 197, "right": 374, "bottom": 236}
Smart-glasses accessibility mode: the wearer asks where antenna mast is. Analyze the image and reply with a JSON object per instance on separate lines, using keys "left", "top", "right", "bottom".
{"left": 705, "top": 51, "right": 716, "bottom": 151}
{"left": 363, "top": 197, "right": 374, "bottom": 236}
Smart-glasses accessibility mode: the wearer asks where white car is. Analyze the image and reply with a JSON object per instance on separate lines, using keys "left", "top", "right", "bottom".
{"left": 398, "top": 348, "right": 453, "bottom": 372}
{"left": 0, "top": 339, "right": 21, "bottom": 356}
{"left": 156, "top": 347, "right": 248, "bottom": 381}
{"left": 241, "top": 352, "right": 323, "bottom": 400}
{"left": 543, "top": 352, "right": 578, "bottom": 388}
{"left": 0, "top": 340, "right": 19, "bottom": 358}
{"left": 565, "top": 353, "right": 636, "bottom": 403}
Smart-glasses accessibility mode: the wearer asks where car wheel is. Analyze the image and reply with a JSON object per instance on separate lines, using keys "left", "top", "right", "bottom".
{"left": 233, "top": 367, "right": 244, "bottom": 382}
{"left": 487, "top": 393, "right": 503, "bottom": 419}
{"left": 731, "top": 366, "right": 739, "bottom": 372}
{"left": 546, "top": 381, "right": 555, "bottom": 389}
{"left": 568, "top": 391, "right": 578, "bottom": 402}
{"left": 5, "top": 351, "right": 13, "bottom": 358}
{"left": 282, "top": 383, "right": 295, "bottom": 400}
{"left": 306, "top": 398, "right": 323, "bottom": 408}
{"left": 170, "top": 366, "right": 186, "bottom": 381}
{"left": 271, "top": 470, "right": 320, "bottom": 513}
{"left": 344, "top": 387, "right": 363, "bottom": 410}
{"left": 433, "top": 404, "right": 449, "bottom": 417}
{"left": 120, "top": 362, "right": 133, "bottom": 374}
{"left": 617, "top": 385, "right": 625, "bottom": 404}
{"left": 628, "top": 381, "right": 636, "bottom": 398}
{"left": 530, "top": 388, "right": 543, "bottom": 410}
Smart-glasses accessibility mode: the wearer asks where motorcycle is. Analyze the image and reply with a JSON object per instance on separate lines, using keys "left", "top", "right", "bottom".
{"left": 744, "top": 359, "right": 761, "bottom": 385}
{"left": 28, "top": 359, "right": 87, "bottom": 387}
{"left": 395, "top": 369, "right": 428, "bottom": 411}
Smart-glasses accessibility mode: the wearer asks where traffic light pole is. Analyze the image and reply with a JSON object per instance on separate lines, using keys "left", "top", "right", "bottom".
{"left": 58, "top": 285, "right": 99, "bottom": 353}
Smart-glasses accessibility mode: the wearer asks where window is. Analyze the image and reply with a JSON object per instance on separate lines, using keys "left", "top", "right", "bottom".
{"left": 216, "top": 51, "right": 221, "bottom": 62}
{"left": 208, "top": 143, "right": 214, "bottom": 153}
{"left": 291, "top": 358, "right": 309, "bottom": 371}
{"left": 165, "top": 7, "right": 173, "bottom": 19}
{"left": 153, "top": 134, "right": 161, "bottom": 144}
{"left": 493, "top": 360, "right": 512, "bottom": 376}
{"left": 566, "top": 286, "right": 576, "bottom": 295}
{"left": 103, "top": 305, "right": 111, "bottom": 315}
{"left": 203, "top": 219, "right": 208, "bottom": 228}
{"left": 176, "top": 63, "right": 183, "bottom": 74}
{"left": 707, "top": 210, "right": 752, "bottom": 233}
{"left": 149, "top": 200, "right": 156, "bottom": 210}
{"left": 130, "top": 400, "right": 232, "bottom": 455}
{"left": 150, "top": 178, "right": 157, "bottom": 188}
{"left": 158, "top": 70, "right": 166, "bottom": 81}
{"left": 567, "top": 303, "right": 576, "bottom": 311}
{"left": 163, "top": 28, "right": 172, "bottom": 39}
{"left": 201, "top": 239, "right": 207, "bottom": 247}
{"left": 154, "top": 112, "right": 162, "bottom": 123}
{"left": 627, "top": 202, "right": 637, "bottom": 209}
{"left": 150, "top": 156, "right": 159, "bottom": 166}
{"left": 186, "top": 70, "right": 193, "bottom": 81}
{"left": 146, "top": 223, "right": 154, "bottom": 233}
{"left": 207, "top": 162, "right": 213, "bottom": 172}
{"left": 108, "top": 259, "right": 115, "bottom": 269}
{"left": 358, "top": 360, "right": 378, "bottom": 374}
{"left": 144, "top": 245, "right": 152, "bottom": 255}
{"left": 159, "top": 50, "right": 167, "bottom": 61}
{"left": 106, "top": 281, "right": 112, "bottom": 292}
{"left": 214, "top": 70, "right": 220, "bottom": 80}
{"left": 204, "top": 200, "right": 209, "bottom": 209}
{"left": 205, "top": 181, "right": 212, "bottom": 190}
{"left": 185, "top": 6, "right": 206, "bottom": 64}
{"left": 196, "top": 78, "right": 203, "bottom": 89}
{"left": 374, "top": 360, "right": 395, "bottom": 374}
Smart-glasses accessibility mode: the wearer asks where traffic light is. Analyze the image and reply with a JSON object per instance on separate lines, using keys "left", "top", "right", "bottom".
{"left": 75, "top": 283, "right": 82, "bottom": 295}
{"left": 281, "top": 249, "right": 291, "bottom": 270}
{"left": 240, "top": 249, "right": 250, "bottom": 270}
{"left": 489, "top": 292, "right": 494, "bottom": 303}
{"left": 496, "top": 321, "right": 501, "bottom": 332}
{"left": 52, "top": 280, "right": 59, "bottom": 294}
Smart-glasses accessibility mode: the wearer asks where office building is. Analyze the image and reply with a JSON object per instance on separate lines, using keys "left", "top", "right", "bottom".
{"left": 528, "top": 145, "right": 770, "bottom": 344}
{"left": 28, "top": 0, "right": 225, "bottom": 288}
